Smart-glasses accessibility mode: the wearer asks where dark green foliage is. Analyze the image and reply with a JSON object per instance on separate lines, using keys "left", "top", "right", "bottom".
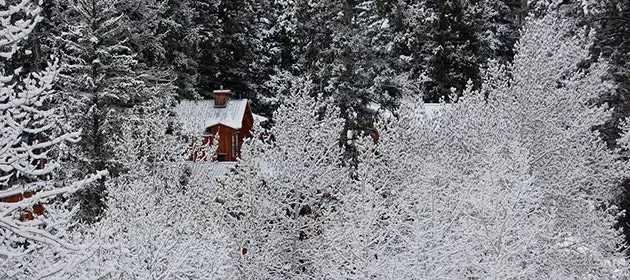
{"left": 587, "top": 0, "right": 630, "bottom": 250}
{"left": 195, "top": 0, "right": 260, "bottom": 99}
{"left": 475, "top": 0, "right": 522, "bottom": 64}
{"left": 424, "top": 0, "right": 482, "bottom": 102}
{"left": 385, "top": 0, "right": 524, "bottom": 102}
{"left": 39, "top": 0, "right": 176, "bottom": 222}
{"left": 160, "top": 0, "right": 202, "bottom": 99}
{"left": 591, "top": 0, "right": 630, "bottom": 148}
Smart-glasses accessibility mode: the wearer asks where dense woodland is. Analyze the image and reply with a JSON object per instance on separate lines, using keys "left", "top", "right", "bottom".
{"left": 2, "top": 0, "right": 630, "bottom": 278}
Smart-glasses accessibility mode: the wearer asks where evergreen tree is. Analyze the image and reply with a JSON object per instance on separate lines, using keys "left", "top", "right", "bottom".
{"left": 394, "top": 0, "right": 525, "bottom": 101}
{"left": 0, "top": 1, "right": 106, "bottom": 277}
{"left": 118, "top": 0, "right": 200, "bottom": 99}
{"left": 473, "top": 0, "right": 522, "bottom": 65}
{"left": 294, "top": 1, "right": 403, "bottom": 161}
{"left": 161, "top": 0, "right": 202, "bottom": 99}
{"left": 419, "top": 0, "right": 482, "bottom": 102}
{"left": 194, "top": 0, "right": 272, "bottom": 110}
{"left": 55, "top": 0, "right": 166, "bottom": 221}
{"left": 590, "top": 0, "right": 630, "bottom": 147}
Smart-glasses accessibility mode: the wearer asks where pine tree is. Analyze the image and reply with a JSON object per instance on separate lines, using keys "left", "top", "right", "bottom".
{"left": 0, "top": 0, "right": 106, "bottom": 277}
{"left": 473, "top": 0, "right": 522, "bottom": 65}
{"left": 420, "top": 0, "right": 482, "bottom": 102}
{"left": 590, "top": 0, "right": 630, "bottom": 147}
{"left": 161, "top": 0, "right": 202, "bottom": 99}
{"left": 194, "top": 0, "right": 271, "bottom": 109}
{"left": 295, "top": 1, "right": 403, "bottom": 162}
{"left": 117, "top": 0, "right": 200, "bottom": 99}
{"left": 55, "top": 0, "right": 163, "bottom": 221}
{"left": 393, "top": 0, "right": 525, "bottom": 101}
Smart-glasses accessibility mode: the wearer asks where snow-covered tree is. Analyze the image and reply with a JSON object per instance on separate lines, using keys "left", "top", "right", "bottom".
{"left": 54, "top": 0, "right": 172, "bottom": 222}
{"left": 501, "top": 14, "right": 626, "bottom": 277}
{"left": 411, "top": 13, "right": 626, "bottom": 277}
{"left": 403, "top": 97, "right": 557, "bottom": 278}
{"left": 70, "top": 175, "right": 233, "bottom": 279}
{"left": 64, "top": 95, "right": 232, "bottom": 279}
{"left": 317, "top": 134, "right": 415, "bottom": 279}
{"left": 160, "top": 0, "right": 202, "bottom": 99}
{"left": 0, "top": 1, "right": 106, "bottom": 278}
{"left": 217, "top": 73, "right": 348, "bottom": 279}
{"left": 316, "top": 12, "right": 628, "bottom": 279}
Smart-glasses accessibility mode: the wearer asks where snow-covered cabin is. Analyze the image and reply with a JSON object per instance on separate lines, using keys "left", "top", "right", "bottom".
{"left": 175, "top": 90, "right": 254, "bottom": 162}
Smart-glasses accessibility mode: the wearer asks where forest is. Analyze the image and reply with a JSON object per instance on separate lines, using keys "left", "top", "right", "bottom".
{"left": 2, "top": 0, "right": 630, "bottom": 279}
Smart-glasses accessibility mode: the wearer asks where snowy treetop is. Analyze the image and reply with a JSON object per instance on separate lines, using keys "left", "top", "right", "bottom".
{"left": 367, "top": 101, "right": 450, "bottom": 120}
{"left": 175, "top": 99, "right": 249, "bottom": 134}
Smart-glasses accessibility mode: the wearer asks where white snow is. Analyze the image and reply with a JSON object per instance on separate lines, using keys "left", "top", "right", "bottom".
{"left": 213, "top": 89, "right": 232, "bottom": 94}
{"left": 186, "top": 161, "right": 235, "bottom": 179}
{"left": 380, "top": 19, "right": 390, "bottom": 30}
{"left": 367, "top": 102, "right": 449, "bottom": 120}
{"left": 367, "top": 102, "right": 394, "bottom": 120}
{"left": 253, "top": 113, "right": 268, "bottom": 124}
{"left": 422, "top": 103, "right": 449, "bottom": 118}
{"left": 175, "top": 99, "right": 248, "bottom": 134}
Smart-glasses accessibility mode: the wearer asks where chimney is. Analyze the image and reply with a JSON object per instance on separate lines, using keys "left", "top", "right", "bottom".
{"left": 213, "top": 89, "right": 231, "bottom": 108}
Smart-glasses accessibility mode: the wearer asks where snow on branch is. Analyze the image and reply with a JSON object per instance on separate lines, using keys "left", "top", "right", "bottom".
{"left": 0, "top": 60, "right": 64, "bottom": 186}
{"left": 0, "top": 0, "right": 111, "bottom": 278}
{"left": 0, "top": 0, "right": 42, "bottom": 59}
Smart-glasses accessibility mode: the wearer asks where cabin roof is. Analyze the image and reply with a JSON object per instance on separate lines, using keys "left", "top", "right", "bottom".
{"left": 175, "top": 99, "right": 249, "bottom": 134}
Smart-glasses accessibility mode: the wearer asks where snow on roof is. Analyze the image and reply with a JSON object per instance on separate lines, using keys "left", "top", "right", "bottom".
{"left": 253, "top": 113, "right": 268, "bottom": 124}
{"left": 175, "top": 99, "right": 248, "bottom": 134}
{"left": 213, "top": 89, "right": 232, "bottom": 94}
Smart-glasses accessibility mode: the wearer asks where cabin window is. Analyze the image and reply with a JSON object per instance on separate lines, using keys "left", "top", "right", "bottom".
{"left": 215, "top": 94, "right": 229, "bottom": 107}
{"left": 231, "top": 133, "right": 239, "bottom": 159}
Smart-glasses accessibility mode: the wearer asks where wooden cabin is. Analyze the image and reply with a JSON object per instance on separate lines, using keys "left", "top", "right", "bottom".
{"left": 175, "top": 90, "right": 254, "bottom": 162}
{"left": 1, "top": 191, "right": 45, "bottom": 220}
{"left": 0, "top": 136, "right": 49, "bottom": 220}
